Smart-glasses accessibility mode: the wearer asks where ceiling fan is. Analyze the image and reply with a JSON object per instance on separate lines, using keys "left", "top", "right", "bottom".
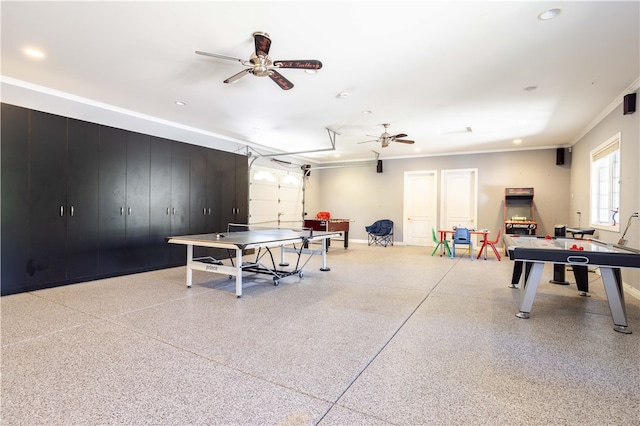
{"left": 196, "top": 31, "right": 322, "bottom": 90}
{"left": 357, "top": 123, "right": 415, "bottom": 148}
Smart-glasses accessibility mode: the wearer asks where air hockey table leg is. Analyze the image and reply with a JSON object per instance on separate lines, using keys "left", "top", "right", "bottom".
{"left": 600, "top": 267, "right": 631, "bottom": 334}
{"left": 509, "top": 260, "right": 532, "bottom": 289}
{"left": 516, "top": 262, "right": 544, "bottom": 319}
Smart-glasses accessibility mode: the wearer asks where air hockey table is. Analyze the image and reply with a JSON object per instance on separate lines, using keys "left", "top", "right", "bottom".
{"left": 504, "top": 234, "right": 640, "bottom": 334}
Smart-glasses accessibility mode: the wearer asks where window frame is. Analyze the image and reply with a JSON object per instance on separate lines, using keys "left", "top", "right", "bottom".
{"left": 589, "top": 132, "right": 621, "bottom": 232}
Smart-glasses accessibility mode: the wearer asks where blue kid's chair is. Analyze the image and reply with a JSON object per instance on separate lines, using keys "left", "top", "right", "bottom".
{"left": 365, "top": 219, "right": 394, "bottom": 247}
{"left": 431, "top": 228, "right": 451, "bottom": 257}
{"left": 451, "top": 227, "right": 474, "bottom": 260}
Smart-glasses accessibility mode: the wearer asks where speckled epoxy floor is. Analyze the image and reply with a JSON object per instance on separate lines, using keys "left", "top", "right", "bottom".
{"left": 2, "top": 243, "right": 639, "bottom": 425}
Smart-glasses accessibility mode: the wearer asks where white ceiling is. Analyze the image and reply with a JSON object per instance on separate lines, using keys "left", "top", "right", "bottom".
{"left": 2, "top": 1, "right": 639, "bottom": 164}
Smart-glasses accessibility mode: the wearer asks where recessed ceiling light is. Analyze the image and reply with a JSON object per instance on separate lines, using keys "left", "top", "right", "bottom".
{"left": 538, "top": 8, "right": 561, "bottom": 20}
{"left": 334, "top": 153, "right": 341, "bottom": 157}
{"left": 362, "top": 110, "right": 372, "bottom": 114}
{"left": 175, "top": 101, "right": 187, "bottom": 106}
{"left": 513, "top": 139, "right": 522, "bottom": 144}
{"left": 24, "top": 48, "right": 44, "bottom": 58}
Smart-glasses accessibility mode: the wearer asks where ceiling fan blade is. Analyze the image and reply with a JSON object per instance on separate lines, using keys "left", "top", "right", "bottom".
{"left": 253, "top": 31, "right": 271, "bottom": 56}
{"left": 224, "top": 68, "right": 252, "bottom": 84}
{"left": 357, "top": 139, "right": 379, "bottom": 144}
{"left": 269, "top": 70, "right": 294, "bottom": 90}
{"left": 394, "top": 139, "right": 415, "bottom": 144}
{"left": 196, "top": 51, "right": 244, "bottom": 63}
{"left": 273, "top": 60, "right": 323, "bottom": 70}
{"left": 391, "top": 133, "right": 408, "bottom": 139}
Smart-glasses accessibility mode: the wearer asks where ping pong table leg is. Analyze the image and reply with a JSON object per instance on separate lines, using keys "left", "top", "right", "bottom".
{"left": 516, "top": 262, "right": 544, "bottom": 319}
{"left": 186, "top": 244, "right": 193, "bottom": 288}
{"left": 320, "top": 237, "right": 330, "bottom": 271}
{"left": 279, "top": 244, "right": 289, "bottom": 267}
{"left": 235, "top": 248, "right": 243, "bottom": 298}
{"left": 600, "top": 267, "right": 631, "bottom": 334}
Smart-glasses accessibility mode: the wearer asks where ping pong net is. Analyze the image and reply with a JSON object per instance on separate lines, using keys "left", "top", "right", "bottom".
{"left": 227, "top": 223, "right": 313, "bottom": 238}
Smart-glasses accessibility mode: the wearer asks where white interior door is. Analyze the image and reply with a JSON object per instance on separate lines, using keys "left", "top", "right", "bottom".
{"left": 403, "top": 170, "right": 437, "bottom": 246}
{"left": 440, "top": 168, "right": 478, "bottom": 242}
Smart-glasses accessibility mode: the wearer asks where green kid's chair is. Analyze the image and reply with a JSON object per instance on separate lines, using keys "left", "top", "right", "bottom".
{"left": 431, "top": 228, "right": 451, "bottom": 257}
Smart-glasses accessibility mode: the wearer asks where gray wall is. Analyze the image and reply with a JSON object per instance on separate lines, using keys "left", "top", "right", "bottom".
{"left": 308, "top": 148, "right": 571, "bottom": 242}
{"left": 307, "top": 96, "right": 640, "bottom": 292}
{"left": 569, "top": 97, "right": 639, "bottom": 291}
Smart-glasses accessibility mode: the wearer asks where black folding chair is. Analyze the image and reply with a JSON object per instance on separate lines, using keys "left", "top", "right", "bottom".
{"left": 365, "top": 219, "right": 394, "bottom": 247}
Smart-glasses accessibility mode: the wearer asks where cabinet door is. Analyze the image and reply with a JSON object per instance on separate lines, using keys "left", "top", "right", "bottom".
{"left": 28, "top": 110, "right": 68, "bottom": 286}
{"left": 149, "top": 137, "right": 172, "bottom": 267}
{"left": 206, "top": 149, "right": 220, "bottom": 233}
{"left": 99, "top": 126, "right": 127, "bottom": 274}
{"left": 1, "top": 104, "right": 30, "bottom": 294}
{"left": 189, "top": 145, "right": 208, "bottom": 234}
{"left": 189, "top": 146, "right": 208, "bottom": 257}
{"left": 125, "top": 131, "right": 151, "bottom": 270}
{"left": 67, "top": 118, "right": 100, "bottom": 279}
{"left": 214, "top": 150, "right": 237, "bottom": 232}
{"left": 234, "top": 154, "right": 249, "bottom": 224}
{"left": 170, "top": 142, "right": 191, "bottom": 264}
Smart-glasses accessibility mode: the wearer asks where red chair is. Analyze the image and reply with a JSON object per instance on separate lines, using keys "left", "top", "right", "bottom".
{"left": 477, "top": 229, "right": 502, "bottom": 260}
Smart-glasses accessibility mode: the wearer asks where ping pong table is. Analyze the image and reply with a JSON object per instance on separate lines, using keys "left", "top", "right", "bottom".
{"left": 167, "top": 226, "right": 341, "bottom": 297}
{"left": 505, "top": 235, "right": 640, "bottom": 334}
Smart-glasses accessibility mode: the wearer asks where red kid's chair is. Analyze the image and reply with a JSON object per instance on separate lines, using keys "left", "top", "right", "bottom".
{"left": 477, "top": 229, "right": 502, "bottom": 261}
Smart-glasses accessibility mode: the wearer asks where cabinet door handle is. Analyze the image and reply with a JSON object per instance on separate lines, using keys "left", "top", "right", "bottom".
{"left": 208, "top": 208, "right": 211, "bottom": 215}
{"left": 172, "top": 208, "right": 176, "bottom": 216}
{"left": 70, "top": 206, "right": 74, "bottom": 217}
{"left": 203, "top": 208, "right": 206, "bottom": 215}
{"left": 166, "top": 207, "right": 170, "bottom": 215}
{"left": 120, "top": 207, "right": 124, "bottom": 215}
{"left": 60, "top": 205, "right": 64, "bottom": 217}
{"left": 128, "top": 207, "right": 131, "bottom": 215}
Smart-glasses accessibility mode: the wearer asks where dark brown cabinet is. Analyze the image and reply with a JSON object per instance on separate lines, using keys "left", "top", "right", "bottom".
{"left": 28, "top": 110, "right": 68, "bottom": 286}
{"left": 1, "top": 104, "right": 30, "bottom": 294}
{"left": 66, "top": 119, "right": 100, "bottom": 280}
{"left": 0, "top": 107, "right": 101, "bottom": 293}
{"left": 1, "top": 103, "right": 248, "bottom": 295}
{"left": 98, "top": 126, "right": 128, "bottom": 275}
{"left": 215, "top": 150, "right": 248, "bottom": 231}
{"left": 149, "top": 137, "right": 173, "bottom": 268}
{"left": 169, "top": 142, "right": 191, "bottom": 264}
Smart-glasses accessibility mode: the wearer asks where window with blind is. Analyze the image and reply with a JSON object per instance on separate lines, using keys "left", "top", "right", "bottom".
{"left": 590, "top": 133, "right": 620, "bottom": 230}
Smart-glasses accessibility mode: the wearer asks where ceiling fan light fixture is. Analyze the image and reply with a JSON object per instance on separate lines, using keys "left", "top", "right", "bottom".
{"left": 538, "top": 8, "right": 562, "bottom": 20}
{"left": 24, "top": 48, "right": 44, "bottom": 58}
